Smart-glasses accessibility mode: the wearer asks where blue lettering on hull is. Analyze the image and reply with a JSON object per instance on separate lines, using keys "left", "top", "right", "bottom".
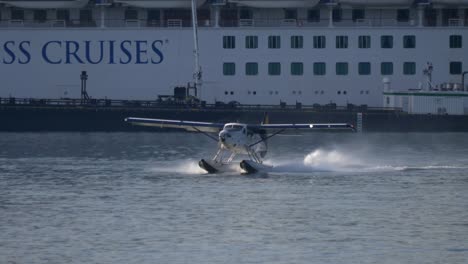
{"left": 1, "top": 40, "right": 165, "bottom": 65}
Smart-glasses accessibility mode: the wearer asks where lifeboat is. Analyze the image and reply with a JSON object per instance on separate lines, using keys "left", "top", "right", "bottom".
{"left": 228, "top": 0, "right": 320, "bottom": 8}
{"left": 0, "top": 0, "right": 88, "bottom": 9}
{"left": 114, "top": 0, "right": 207, "bottom": 8}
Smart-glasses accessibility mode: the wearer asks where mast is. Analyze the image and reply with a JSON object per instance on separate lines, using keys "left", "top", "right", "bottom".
{"left": 191, "top": 0, "right": 202, "bottom": 97}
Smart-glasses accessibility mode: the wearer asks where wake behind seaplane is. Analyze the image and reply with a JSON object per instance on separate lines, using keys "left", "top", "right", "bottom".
{"left": 125, "top": 117, "right": 355, "bottom": 174}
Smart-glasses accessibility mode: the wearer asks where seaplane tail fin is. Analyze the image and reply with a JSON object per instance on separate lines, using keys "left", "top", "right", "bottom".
{"left": 125, "top": 117, "right": 224, "bottom": 133}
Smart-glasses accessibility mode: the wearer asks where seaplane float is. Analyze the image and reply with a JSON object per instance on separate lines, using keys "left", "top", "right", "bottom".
{"left": 125, "top": 117, "right": 355, "bottom": 174}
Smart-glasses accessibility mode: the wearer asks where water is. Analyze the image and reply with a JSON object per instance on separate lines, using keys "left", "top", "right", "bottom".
{"left": 1, "top": 132, "right": 468, "bottom": 264}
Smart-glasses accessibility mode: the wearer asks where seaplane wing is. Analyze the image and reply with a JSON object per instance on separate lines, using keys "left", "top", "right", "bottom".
{"left": 250, "top": 123, "right": 355, "bottom": 132}
{"left": 125, "top": 117, "right": 224, "bottom": 133}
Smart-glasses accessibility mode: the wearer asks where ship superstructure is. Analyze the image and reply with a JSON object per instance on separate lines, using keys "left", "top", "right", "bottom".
{"left": 0, "top": 0, "right": 467, "bottom": 107}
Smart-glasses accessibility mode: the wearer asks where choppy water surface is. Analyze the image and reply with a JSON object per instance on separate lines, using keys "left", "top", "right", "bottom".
{"left": 1, "top": 132, "right": 468, "bottom": 264}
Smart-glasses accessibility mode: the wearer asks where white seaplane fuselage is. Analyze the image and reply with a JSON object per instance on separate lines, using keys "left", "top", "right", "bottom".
{"left": 218, "top": 123, "right": 266, "bottom": 157}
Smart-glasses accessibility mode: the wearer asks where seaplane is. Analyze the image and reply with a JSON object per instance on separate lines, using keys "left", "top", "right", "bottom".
{"left": 125, "top": 116, "right": 355, "bottom": 174}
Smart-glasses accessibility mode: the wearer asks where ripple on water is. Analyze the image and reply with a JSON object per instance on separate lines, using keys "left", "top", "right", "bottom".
{"left": 0, "top": 132, "right": 468, "bottom": 264}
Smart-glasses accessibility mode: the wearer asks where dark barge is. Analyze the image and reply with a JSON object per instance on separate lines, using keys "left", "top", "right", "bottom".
{"left": 1, "top": 97, "right": 468, "bottom": 132}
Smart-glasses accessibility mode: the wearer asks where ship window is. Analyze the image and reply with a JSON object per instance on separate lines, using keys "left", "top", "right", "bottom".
{"left": 239, "top": 9, "right": 252, "bottom": 20}
{"left": 125, "top": 9, "right": 138, "bottom": 20}
{"left": 80, "top": 9, "right": 93, "bottom": 25}
{"left": 352, "top": 9, "right": 365, "bottom": 22}
{"left": 358, "top": 35, "right": 371, "bottom": 49}
{"left": 223, "top": 63, "right": 236, "bottom": 76}
{"left": 403, "top": 62, "right": 416, "bottom": 75}
{"left": 57, "top": 9, "right": 70, "bottom": 21}
{"left": 268, "top": 36, "right": 281, "bottom": 49}
{"left": 450, "top": 35, "right": 462, "bottom": 48}
{"left": 336, "top": 62, "right": 348, "bottom": 75}
{"left": 332, "top": 8, "right": 342, "bottom": 22}
{"left": 223, "top": 36, "right": 235, "bottom": 49}
{"left": 424, "top": 7, "right": 437, "bottom": 27}
{"left": 291, "top": 36, "right": 303, "bottom": 49}
{"left": 381, "top": 35, "right": 393, "bottom": 49}
{"left": 147, "top": 9, "right": 161, "bottom": 25}
{"left": 291, "top": 62, "right": 303, "bottom": 76}
{"left": 442, "top": 9, "right": 458, "bottom": 26}
{"left": 450, "top": 62, "right": 462, "bottom": 75}
{"left": 313, "top": 62, "right": 326, "bottom": 75}
{"left": 381, "top": 62, "right": 393, "bottom": 75}
{"left": 403, "top": 35, "right": 416, "bottom": 48}
{"left": 336, "top": 36, "right": 348, "bottom": 49}
{"left": 11, "top": 9, "right": 24, "bottom": 20}
{"left": 313, "top": 36, "right": 326, "bottom": 49}
{"left": 245, "top": 62, "right": 258, "bottom": 76}
{"left": 268, "top": 62, "right": 281, "bottom": 75}
{"left": 284, "top": 9, "right": 297, "bottom": 20}
{"left": 34, "top": 10, "right": 47, "bottom": 23}
{"left": 397, "top": 9, "right": 410, "bottom": 22}
{"left": 466, "top": 9, "right": 468, "bottom": 26}
{"left": 307, "top": 9, "right": 320, "bottom": 23}
{"left": 359, "top": 62, "right": 371, "bottom": 75}
{"left": 245, "top": 36, "right": 258, "bottom": 49}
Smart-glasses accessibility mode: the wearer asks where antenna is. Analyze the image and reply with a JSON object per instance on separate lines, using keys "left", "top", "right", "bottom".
{"left": 191, "top": 0, "right": 202, "bottom": 98}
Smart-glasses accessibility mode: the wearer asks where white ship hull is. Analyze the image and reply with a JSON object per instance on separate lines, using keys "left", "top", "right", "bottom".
{"left": 1, "top": 28, "right": 467, "bottom": 107}
{"left": 1, "top": 1, "right": 468, "bottom": 108}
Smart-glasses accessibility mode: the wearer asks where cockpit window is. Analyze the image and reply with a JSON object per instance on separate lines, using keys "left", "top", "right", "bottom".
{"left": 225, "top": 124, "right": 244, "bottom": 131}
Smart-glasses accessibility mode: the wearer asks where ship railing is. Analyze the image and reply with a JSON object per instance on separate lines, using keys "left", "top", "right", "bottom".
{"left": 281, "top": 19, "right": 297, "bottom": 27}
{"left": 167, "top": 19, "right": 183, "bottom": 28}
{"left": 3, "top": 18, "right": 467, "bottom": 29}
{"left": 51, "top": 20, "right": 66, "bottom": 28}
{"left": 448, "top": 19, "right": 463, "bottom": 27}
{"left": 125, "top": 19, "right": 141, "bottom": 28}
{"left": 239, "top": 19, "right": 254, "bottom": 27}
{"left": 7, "top": 20, "right": 25, "bottom": 27}
{"left": 0, "top": 97, "right": 403, "bottom": 113}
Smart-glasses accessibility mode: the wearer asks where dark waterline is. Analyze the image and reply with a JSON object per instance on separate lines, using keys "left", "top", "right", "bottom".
{"left": 1, "top": 132, "right": 468, "bottom": 264}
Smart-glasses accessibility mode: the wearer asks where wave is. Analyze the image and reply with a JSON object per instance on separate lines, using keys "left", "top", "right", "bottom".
{"left": 266, "top": 149, "right": 467, "bottom": 174}
{"left": 143, "top": 148, "right": 467, "bottom": 175}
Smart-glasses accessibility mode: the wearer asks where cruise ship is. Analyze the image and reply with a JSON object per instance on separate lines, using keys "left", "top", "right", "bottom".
{"left": 0, "top": 0, "right": 467, "bottom": 108}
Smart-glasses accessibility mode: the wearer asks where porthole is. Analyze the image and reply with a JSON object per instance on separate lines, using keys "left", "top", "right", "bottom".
{"left": 224, "top": 91, "right": 228, "bottom": 95}
{"left": 230, "top": 91, "right": 234, "bottom": 95}
{"left": 337, "top": 91, "right": 341, "bottom": 95}
{"left": 343, "top": 91, "right": 347, "bottom": 95}
{"left": 253, "top": 91, "right": 257, "bottom": 95}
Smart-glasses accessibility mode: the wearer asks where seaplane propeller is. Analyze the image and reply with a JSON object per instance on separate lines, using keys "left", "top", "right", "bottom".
{"left": 125, "top": 117, "right": 355, "bottom": 174}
